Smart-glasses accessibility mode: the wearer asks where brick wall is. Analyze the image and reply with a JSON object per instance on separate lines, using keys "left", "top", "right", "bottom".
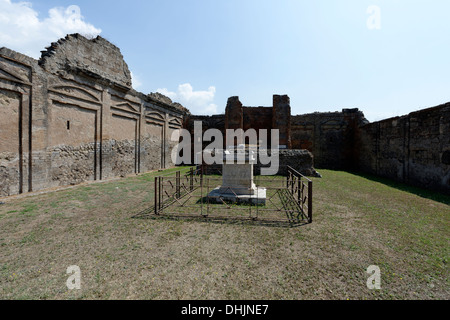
{"left": 357, "top": 103, "right": 450, "bottom": 193}
{"left": 291, "top": 109, "right": 368, "bottom": 169}
{"left": 0, "top": 34, "right": 186, "bottom": 197}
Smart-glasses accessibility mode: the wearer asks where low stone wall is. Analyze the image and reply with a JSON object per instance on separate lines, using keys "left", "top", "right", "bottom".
{"left": 201, "top": 149, "right": 320, "bottom": 177}
{"left": 262, "top": 149, "right": 320, "bottom": 177}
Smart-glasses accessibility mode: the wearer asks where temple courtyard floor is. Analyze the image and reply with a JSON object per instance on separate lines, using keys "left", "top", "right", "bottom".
{"left": 0, "top": 167, "right": 448, "bottom": 300}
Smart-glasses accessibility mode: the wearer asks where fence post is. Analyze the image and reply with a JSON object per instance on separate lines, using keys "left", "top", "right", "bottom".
{"left": 308, "top": 180, "right": 313, "bottom": 223}
{"left": 291, "top": 174, "right": 294, "bottom": 195}
{"left": 154, "top": 177, "right": 158, "bottom": 215}
{"left": 287, "top": 169, "right": 290, "bottom": 190}
{"left": 158, "top": 177, "right": 162, "bottom": 213}
{"left": 190, "top": 167, "right": 194, "bottom": 191}
{"left": 200, "top": 170, "right": 204, "bottom": 217}
{"left": 176, "top": 171, "right": 181, "bottom": 199}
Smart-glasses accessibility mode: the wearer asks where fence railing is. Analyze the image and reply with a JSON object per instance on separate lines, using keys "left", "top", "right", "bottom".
{"left": 154, "top": 167, "right": 199, "bottom": 214}
{"left": 153, "top": 166, "right": 313, "bottom": 226}
{"left": 286, "top": 166, "right": 313, "bottom": 223}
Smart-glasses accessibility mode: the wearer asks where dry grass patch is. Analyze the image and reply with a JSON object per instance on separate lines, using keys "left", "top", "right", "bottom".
{"left": 0, "top": 168, "right": 448, "bottom": 300}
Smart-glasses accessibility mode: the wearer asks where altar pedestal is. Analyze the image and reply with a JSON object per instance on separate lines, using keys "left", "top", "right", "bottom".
{"left": 207, "top": 150, "right": 266, "bottom": 205}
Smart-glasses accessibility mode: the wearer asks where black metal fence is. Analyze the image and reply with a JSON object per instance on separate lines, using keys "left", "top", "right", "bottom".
{"left": 286, "top": 166, "right": 313, "bottom": 223}
{"left": 152, "top": 166, "right": 313, "bottom": 226}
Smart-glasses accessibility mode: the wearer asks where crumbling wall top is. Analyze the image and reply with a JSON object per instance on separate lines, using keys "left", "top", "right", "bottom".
{"left": 38, "top": 33, "right": 132, "bottom": 89}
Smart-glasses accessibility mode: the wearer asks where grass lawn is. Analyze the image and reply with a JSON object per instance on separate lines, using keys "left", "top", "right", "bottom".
{"left": 0, "top": 167, "right": 448, "bottom": 300}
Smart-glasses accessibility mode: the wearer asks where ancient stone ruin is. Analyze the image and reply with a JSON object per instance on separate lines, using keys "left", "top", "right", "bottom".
{"left": 185, "top": 96, "right": 450, "bottom": 194}
{"left": 207, "top": 148, "right": 267, "bottom": 205}
{"left": 1, "top": 33, "right": 449, "bottom": 197}
{"left": 0, "top": 34, "right": 187, "bottom": 197}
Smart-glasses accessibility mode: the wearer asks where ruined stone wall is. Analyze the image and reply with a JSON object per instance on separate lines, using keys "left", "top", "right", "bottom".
{"left": 39, "top": 35, "right": 132, "bottom": 89}
{"left": 291, "top": 109, "right": 368, "bottom": 169}
{"left": 202, "top": 149, "right": 319, "bottom": 177}
{"left": 185, "top": 114, "right": 226, "bottom": 135}
{"left": 273, "top": 95, "right": 292, "bottom": 149}
{"left": 184, "top": 94, "right": 449, "bottom": 193}
{"left": 254, "top": 149, "right": 319, "bottom": 176}
{"left": 184, "top": 114, "right": 226, "bottom": 159}
{"left": 0, "top": 48, "right": 38, "bottom": 196}
{"left": 0, "top": 34, "right": 186, "bottom": 197}
{"left": 184, "top": 100, "right": 318, "bottom": 176}
{"left": 225, "top": 96, "right": 243, "bottom": 132}
{"left": 225, "top": 95, "right": 292, "bottom": 148}
{"left": 357, "top": 103, "right": 450, "bottom": 194}
{"left": 242, "top": 107, "right": 272, "bottom": 133}
{"left": 6, "top": 33, "right": 443, "bottom": 196}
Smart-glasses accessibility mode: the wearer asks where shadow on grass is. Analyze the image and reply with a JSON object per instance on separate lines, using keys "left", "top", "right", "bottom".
{"left": 348, "top": 170, "right": 450, "bottom": 206}
{"left": 132, "top": 208, "right": 309, "bottom": 229}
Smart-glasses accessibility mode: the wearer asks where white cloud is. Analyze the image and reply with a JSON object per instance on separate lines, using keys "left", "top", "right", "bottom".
{"left": 130, "top": 71, "right": 142, "bottom": 90}
{"left": 0, "top": 0, "right": 101, "bottom": 59}
{"left": 157, "top": 83, "right": 218, "bottom": 115}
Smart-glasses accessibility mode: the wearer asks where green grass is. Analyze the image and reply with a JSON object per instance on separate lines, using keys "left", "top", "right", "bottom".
{"left": 0, "top": 168, "right": 448, "bottom": 300}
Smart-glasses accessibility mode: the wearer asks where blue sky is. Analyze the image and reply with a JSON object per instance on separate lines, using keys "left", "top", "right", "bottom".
{"left": 1, "top": 0, "right": 449, "bottom": 121}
